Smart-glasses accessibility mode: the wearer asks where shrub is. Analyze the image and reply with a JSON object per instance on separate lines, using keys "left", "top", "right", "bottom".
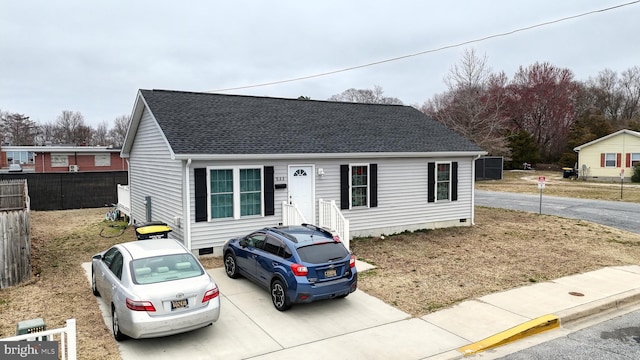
{"left": 632, "top": 164, "right": 640, "bottom": 183}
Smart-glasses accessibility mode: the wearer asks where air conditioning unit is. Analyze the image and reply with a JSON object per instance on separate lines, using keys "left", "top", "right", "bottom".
{"left": 69, "top": 165, "right": 79, "bottom": 172}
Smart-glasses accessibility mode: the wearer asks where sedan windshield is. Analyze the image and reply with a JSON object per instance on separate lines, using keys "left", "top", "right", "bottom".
{"left": 131, "top": 254, "right": 204, "bottom": 284}
{"left": 296, "top": 242, "right": 349, "bottom": 264}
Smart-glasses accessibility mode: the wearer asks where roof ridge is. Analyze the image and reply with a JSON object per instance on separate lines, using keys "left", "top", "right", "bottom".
{"left": 140, "top": 89, "right": 408, "bottom": 108}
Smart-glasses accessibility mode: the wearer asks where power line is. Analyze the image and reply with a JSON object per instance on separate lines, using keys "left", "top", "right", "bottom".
{"left": 208, "top": 1, "right": 640, "bottom": 93}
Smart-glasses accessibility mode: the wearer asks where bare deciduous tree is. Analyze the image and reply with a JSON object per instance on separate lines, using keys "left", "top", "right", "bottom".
{"left": 328, "top": 85, "right": 403, "bottom": 105}
{"left": 92, "top": 120, "right": 110, "bottom": 146}
{"left": 620, "top": 66, "right": 640, "bottom": 121}
{"left": 55, "top": 110, "right": 92, "bottom": 145}
{"left": 108, "top": 115, "right": 130, "bottom": 147}
{"left": 35, "top": 121, "right": 58, "bottom": 145}
{"left": 585, "top": 66, "right": 640, "bottom": 128}
{"left": 421, "top": 49, "right": 510, "bottom": 156}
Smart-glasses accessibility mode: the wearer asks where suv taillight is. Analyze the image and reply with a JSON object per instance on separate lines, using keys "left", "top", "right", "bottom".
{"left": 349, "top": 255, "right": 355, "bottom": 268}
{"left": 291, "top": 263, "right": 308, "bottom": 276}
{"left": 333, "top": 235, "right": 341, "bottom": 242}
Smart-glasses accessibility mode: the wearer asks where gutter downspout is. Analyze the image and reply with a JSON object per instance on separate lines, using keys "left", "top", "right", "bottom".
{"left": 126, "top": 159, "right": 132, "bottom": 224}
{"left": 471, "top": 154, "right": 482, "bottom": 225}
{"left": 185, "top": 158, "right": 192, "bottom": 251}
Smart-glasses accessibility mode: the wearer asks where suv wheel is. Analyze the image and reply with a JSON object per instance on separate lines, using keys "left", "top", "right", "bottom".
{"left": 270, "top": 279, "right": 291, "bottom": 311}
{"left": 224, "top": 252, "right": 240, "bottom": 279}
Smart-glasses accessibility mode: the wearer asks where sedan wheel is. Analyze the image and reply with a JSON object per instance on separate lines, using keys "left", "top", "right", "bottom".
{"left": 91, "top": 270, "right": 100, "bottom": 297}
{"left": 224, "top": 252, "right": 240, "bottom": 279}
{"left": 112, "top": 306, "right": 126, "bottom": 341}
{"left": 270, "top": 279, "right": 291, "bottom": 311}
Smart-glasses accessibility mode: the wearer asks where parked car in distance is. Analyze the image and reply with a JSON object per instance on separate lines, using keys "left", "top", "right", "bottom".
{"left": 8, "top": 163, "right": 22, "bottom": 172}
{"left": 91, "top": 238, "right": 220, "bottom": 340}
{"left": 223, "top": 224, "right": 357, "bottom": 311}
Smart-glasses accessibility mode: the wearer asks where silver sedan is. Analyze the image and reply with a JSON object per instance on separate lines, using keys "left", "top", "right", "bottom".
{"left": 91, "top": 238, "right": 220, "bottom": 340}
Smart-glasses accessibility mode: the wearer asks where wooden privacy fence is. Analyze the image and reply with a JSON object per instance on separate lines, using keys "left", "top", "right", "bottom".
{"left": 0, "top": 179, "right": 31, "bottom": 288}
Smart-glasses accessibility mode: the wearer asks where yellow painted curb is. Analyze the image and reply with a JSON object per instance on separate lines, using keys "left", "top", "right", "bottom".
{"left": 458, "top": 314, "right": 559, "bottom": 356}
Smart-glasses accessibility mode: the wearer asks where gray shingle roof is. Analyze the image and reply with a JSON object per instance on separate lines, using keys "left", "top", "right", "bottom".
{"left": 140, "top": 89, "right": 483, "bottom": 155}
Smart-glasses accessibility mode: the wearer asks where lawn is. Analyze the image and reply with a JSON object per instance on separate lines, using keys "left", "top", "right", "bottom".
{"left": 1, "top": 169, "right": 639, "bottom": 359}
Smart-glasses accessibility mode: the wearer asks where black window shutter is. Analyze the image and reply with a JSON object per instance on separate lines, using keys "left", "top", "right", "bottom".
{"left": 194, "top": 168, "right": 207, "bottom": 222}
{"left": 427, "top": 162, "right": 435, "bottom": 203}
{"left": 452, "top": 162, "right": 458, "bottom": 201}
{"left": 340, "top": 165, "right": 349, "bottom": 209}
{"left": 370, "top": 164, "right": 378, "bottom": 207}
{"left": 264, "top": 166, "right": 275, "bottom": 216}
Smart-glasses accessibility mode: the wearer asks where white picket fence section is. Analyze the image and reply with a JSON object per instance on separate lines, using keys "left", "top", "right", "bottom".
{"left": 318, "top": 199, "right": 350, "bottom": 250}
{"left": 1, "top": 319, "right": 77, "bottom": 360}
{"left": 116, "top": 184, "right": 131, "bottom": 218}
{"left": 281, "top": 201, "right": 307, "bottom": 226}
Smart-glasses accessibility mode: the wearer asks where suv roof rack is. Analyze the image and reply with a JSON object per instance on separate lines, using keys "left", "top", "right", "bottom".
{"left": 301, "top": 223, "right": 336, "bottom": 238}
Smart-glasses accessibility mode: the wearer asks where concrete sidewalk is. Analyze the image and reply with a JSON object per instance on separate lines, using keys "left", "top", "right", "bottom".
{"left": 84, "top": 263, "right": 640, "bottom": 359}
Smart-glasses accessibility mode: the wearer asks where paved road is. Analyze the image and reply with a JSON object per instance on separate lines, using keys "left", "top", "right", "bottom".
{"left": 496, "top": 307, "right": 640, "bottom": 359}
{"left": 476, "top": 190, "right": 640, "bottom": 235}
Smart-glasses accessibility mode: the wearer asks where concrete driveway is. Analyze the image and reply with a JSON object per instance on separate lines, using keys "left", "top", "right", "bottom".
{"left": 83, "top": 264, "right": 415, "bottom": 359}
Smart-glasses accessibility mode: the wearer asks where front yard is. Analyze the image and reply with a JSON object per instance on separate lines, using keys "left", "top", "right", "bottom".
{"left": 1, "top": 170, "right": 639, "bottom": 359}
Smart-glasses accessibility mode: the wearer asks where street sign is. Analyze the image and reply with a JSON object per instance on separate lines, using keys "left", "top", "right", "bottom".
{"left": 620, "top": 169, "right": 625, "bottom": 180}
{"left": 537, "top": 176, "right": 546, "bottom": 189}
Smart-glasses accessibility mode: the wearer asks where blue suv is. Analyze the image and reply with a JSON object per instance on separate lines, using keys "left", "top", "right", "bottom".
{"left": 223, "top": 224, "right": 357, "bottom": 311}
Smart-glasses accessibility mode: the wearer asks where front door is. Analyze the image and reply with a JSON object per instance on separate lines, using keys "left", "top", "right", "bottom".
{"left": 288, "top": 165, "right": 314, "bottom": 223}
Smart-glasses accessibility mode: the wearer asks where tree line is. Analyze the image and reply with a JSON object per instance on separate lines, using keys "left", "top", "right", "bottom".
{"left": 330, "top": 49, "right": 640, "bottom": 168}
{"left": 0, "top": 110, "right": 129, "bottom": 148}
{"left": 4, "top": 49, "right": 639, "bottom": 166}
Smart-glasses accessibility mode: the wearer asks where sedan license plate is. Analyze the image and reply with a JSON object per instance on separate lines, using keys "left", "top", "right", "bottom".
{"left": 324, "top": 269, "right": 337, "bottom": 278}
{"left": 171, "top": 299, "right": 188, "bottom": 310}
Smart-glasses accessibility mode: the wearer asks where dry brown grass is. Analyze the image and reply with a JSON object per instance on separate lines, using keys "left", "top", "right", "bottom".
{"left": 1, "top": 208, "right": 126, "bottom": 359}
{"left": 353, "top": 169, "right": 640, "bottom": 316}
{"left": 476, "top": 169, "right": 640, "bottom": 202}
{"left": 1, "top": 169, "right": 639, "bottom": 359}
{"left": 0, "top": 209, "right": 223, "bottom": 360}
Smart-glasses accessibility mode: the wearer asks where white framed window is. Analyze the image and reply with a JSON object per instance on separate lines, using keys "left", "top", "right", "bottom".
{"left": 51, "top": 154, "right": 69, "bottom": 167}
{"left": 350, "top": 164, "right": 369, "bottom": 207}
{"left": 95, "top": 154, "right": 111, "bottom": 167}
{"left": 208, "top": 166, "right": 263, "bottom": 220}
{"left": 6, "top": 151, "right": 34, "bottom": 165}
{"left": 604, "top": 153, "right": 616, "bottom": 167}
{"left": 436, "top": 162, "right": 451, "bottom": 201}
{"left": 632, "top": 153, "right": 640, "bottom": 167}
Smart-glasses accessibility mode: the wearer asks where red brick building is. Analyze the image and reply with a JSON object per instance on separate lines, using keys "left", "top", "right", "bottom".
{"left": 1, "top": 145, "right": 127, "bottom": 173}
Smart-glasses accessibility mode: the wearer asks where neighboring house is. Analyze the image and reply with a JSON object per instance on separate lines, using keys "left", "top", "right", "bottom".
{"left": 1, "top": 145, "right": 127, "bottom": 173}
{"left": 573, "top": 129, "right": 640, "bottom": 180}
{"left": 121, "top": 89, "right": 487, "bottom": 255}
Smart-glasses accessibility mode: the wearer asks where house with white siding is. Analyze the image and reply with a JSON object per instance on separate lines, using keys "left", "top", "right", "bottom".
{"left": 573, "top": 129, "right": 640, "bottom": 180}
{"left": 121, "top": 89, "right": 487, "bottom": 255}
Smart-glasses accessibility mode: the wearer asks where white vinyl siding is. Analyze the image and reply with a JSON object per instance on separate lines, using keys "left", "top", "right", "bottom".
{"left": 315, "top": 157, "right": 473, "bottom": 238}
{"left": 128, "top": 108, "right": 184, "bottom": 242}
{"left": 190, "top": 160, "right": 286, "bottom": 251}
